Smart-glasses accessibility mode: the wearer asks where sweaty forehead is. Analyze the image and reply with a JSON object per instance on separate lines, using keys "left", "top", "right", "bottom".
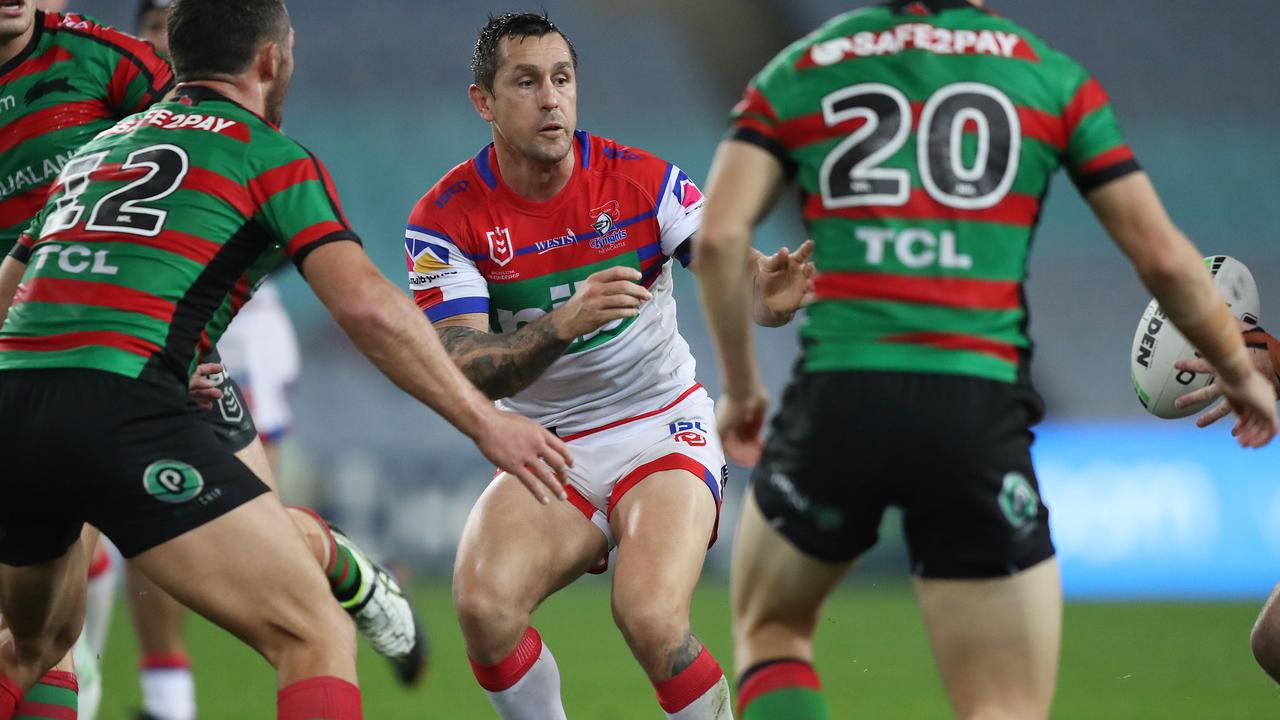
{"left": 496, "top": 34, "right": 573, "bottom": 74}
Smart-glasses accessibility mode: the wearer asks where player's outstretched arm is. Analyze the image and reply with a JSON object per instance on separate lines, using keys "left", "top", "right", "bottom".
{"left": 431, "top": 266, "right": 651, "bottom": 400}
{"left": 1088, "top": 172, "right": 1278, "bottom": 447}
{"left": 300, "top": 241, "right": 574, "bottom": 503}
{"left": 696, "top": 139, "right": 789, "bottom": 465}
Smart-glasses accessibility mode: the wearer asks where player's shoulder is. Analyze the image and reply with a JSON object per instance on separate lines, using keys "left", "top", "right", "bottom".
{"left": 43, "top": 11, "right": 162, "bottom": 62}
{"left": 582, "top": 131, "right": 674, "bottom": 188}
{"left": 409, "top": 151, "right": 485, "bottom": 224}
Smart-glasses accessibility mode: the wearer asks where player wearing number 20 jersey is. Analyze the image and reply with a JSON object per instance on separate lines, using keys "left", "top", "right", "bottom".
{"left": 732, "top": 0, "right": 1136, "bottom": 384}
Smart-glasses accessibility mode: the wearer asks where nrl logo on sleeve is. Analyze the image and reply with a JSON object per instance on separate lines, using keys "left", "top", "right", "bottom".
{"left": 143, "top": 460, "right": 205, "bottom": 504}
{"left": 671, "top": 171, "right": 703, "bottom": 212}
{"left": 487, "top": 226, "right": 514, "bottom": 266}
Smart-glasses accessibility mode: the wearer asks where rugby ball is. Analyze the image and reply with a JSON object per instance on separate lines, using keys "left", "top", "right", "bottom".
{"left": 1131, "top": 255, "right": 1259, "bottom": 419}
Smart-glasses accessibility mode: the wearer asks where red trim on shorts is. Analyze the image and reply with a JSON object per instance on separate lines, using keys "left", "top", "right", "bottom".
{"left": 737, "top": 660, "right": 821, "bottom": 714}
{"left": 608, "top": 453, "right": 715, "bottom": 520}
{"left": 558, "top": 384, "right": 703, "bottom": 442}
{"left": 277, "top": 676, "right": 361, "bottom": 720}
{"left": 654, "top": 647, "right": 722, "bottom": 713}
{"left": 87, "top": 544, "right": 112, "bottom": 579}
{"left": 141, "top": 653, "right": 191, "bottom": 671}
{"left": 469, "top": 626, "right": 543, "bottom": 692}
{"left": 564, "top": 485, "right": 596, "bottom": 522}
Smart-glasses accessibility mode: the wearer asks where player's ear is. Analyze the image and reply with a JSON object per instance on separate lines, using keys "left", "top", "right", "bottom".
{"left": 468, "top": 84, "right": 495, "bottom": 123}
{"left": 256, "top": 40, "right": 281, "bottom": 84}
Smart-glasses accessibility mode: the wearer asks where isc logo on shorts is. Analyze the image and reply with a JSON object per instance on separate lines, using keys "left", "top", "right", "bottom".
{"left": 668, "top": 418, "right": 707, "bottom": 447}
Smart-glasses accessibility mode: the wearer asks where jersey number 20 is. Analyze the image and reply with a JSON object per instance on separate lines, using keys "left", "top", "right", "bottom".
{"left": 819, "top": 82, "right": 1020, "bottom": 211}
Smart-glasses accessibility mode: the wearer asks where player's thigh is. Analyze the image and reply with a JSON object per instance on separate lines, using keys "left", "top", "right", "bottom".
{"left": 914, "top": 558, "right": 1061, "bottom": 719}
{"left": 454, "top": 471, "right": 608, "bottom": 611}
{"left": 128, "top": 492, "right": 344, "bottom": 660}
{"left": 609, "top": 468, "right": 717, "bottom": 613}
{"left": 124, "top": 560, "right": 188, "bottom": 655}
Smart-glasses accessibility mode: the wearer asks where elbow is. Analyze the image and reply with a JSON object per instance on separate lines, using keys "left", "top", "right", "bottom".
{"left": 1136, "top": 248, "right": 1196, "bottom": 296}
{"left": 333, "top": 297, "right": 397, "bottom": 341}
{"left": 696, "top": 222, "right": 751, "bottom": 265}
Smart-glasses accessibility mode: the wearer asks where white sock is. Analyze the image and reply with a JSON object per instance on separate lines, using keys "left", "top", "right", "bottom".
{"left": 141, "top": 667, "right": 197, "bottom": 720}
{"left": 474, "top": 628, "right": 567, "bottom": 720}
{"left": 667, "top": 675, "right": 733, "bottom": 719}
{"left": 83, "top": 548, "right": 118, "bottom": 657}
{"left": 73, "top": 636, "right": 102, "bottom": 720}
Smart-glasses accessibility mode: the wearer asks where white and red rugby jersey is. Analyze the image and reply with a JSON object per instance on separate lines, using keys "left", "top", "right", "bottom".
{"left": 405, "top": 130, "right": 706, "bottom": 433}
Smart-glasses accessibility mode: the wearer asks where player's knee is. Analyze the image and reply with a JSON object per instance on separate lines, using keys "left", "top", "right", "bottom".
{"left": 453, "top": 573, "right": 527, "bottom": 642}
{"left": 256, "top": 580, "right": 355, "bottom": 668}
{"left": 8, "top": 621, "right": 79, "bottom": 676}
{"left": 612, "top": 594, "right": 689, "bottom": 664}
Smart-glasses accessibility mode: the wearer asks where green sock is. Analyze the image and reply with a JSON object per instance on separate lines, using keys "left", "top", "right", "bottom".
{"left": 742, "top": 686, "right": 829, "bottom": 720}
{"left": 13, "top": 671, "right": 77, "bottom": 720}
{"left": 325, "top": 530, "right": 372, "bottom": 609}
{"left": 739, "top": 660, "right": 829, "bottom": 720}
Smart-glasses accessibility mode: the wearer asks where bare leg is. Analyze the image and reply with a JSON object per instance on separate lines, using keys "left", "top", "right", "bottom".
{"left": 914, "top": 558, "right": 1061, "bottom": 720}
{"left": 128, "top": 494, "right": 356, "bottom": 688}
{"left": 1250, "top": 581, "right": 1280, "bottom": 682}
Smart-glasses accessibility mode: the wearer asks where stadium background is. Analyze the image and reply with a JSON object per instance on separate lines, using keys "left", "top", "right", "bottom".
{"left": 65, "top": 0, "right": 1280, "bottom": 716}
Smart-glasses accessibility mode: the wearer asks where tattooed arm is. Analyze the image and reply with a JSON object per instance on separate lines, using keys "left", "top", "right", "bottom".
{"left": 437, "top": 316, "right": 572, "bottom": 400}
{"left": 433, "top": 266, "right": 653, "bottom": 400}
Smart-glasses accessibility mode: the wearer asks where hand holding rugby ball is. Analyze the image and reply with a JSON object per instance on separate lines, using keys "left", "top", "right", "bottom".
{"left": 1130, "top": 256, "right": 1259, "bottom": 419}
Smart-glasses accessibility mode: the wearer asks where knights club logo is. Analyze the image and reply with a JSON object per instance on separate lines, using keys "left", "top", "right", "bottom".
{"left": 487, "top": 226, "right": 514, "bottom": 266}
{"left": 591, "top": 201, "right": 620, "bottom": 236}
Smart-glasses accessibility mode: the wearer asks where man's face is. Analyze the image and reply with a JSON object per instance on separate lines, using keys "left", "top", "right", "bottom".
{"left": 485, "top": 33, "right": 577, "bottom": 165}
{"left": 264, "top": 27, "right": 295, "bottom": 127}
{"left": 0, "top": 1, "right": 37, "bottom": 45}
{"left": 138, "top": 8, "right": 170, "bottom": 56}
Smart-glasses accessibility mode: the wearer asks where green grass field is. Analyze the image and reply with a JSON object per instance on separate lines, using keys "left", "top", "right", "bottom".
{"left": 95, "top": 577, "right": 1279, "bottom": 718}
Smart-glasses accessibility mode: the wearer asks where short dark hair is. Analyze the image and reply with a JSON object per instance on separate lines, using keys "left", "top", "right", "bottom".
{"left": 168, "top": 0, "right": 290, "bottom": 81}
{"left": 471, "top": 12, "right": 578, "bottom": 93}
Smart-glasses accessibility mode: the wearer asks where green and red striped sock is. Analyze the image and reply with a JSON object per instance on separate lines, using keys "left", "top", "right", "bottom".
{"left": 13, "top": 671, "right": 76, "bottom": 720}
{"left": 738, "top": 659, "right": 828, "bottom": 720}
{"left": 290, "top": 506, "right": 369, "bottom": 608}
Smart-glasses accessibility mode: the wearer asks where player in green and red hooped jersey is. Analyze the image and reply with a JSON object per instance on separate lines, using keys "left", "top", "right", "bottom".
{"left": 696, "top": 1, "right": 1278, "bottom": 719}
{"left": 0, "top": 1, "right": 573, "bottom": 719}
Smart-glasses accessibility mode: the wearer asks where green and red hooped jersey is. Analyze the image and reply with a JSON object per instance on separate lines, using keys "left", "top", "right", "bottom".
{"left": 0, "top": 11, "right": 174, "bottom": 255}
{"left": 406, "top": 131, "right": 705, "bottom": 435}
{"left": 0, "top": 86, "right": 359, "bottom": 388}
{"left": 731, "top": 0, "right": 1140, "bottom": 384}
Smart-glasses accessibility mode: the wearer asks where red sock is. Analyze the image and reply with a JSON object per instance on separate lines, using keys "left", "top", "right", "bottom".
{"left": 141, "top": 652, "right": 191, "bottom": 671}
{"left": 277, "top": 677, "right": 361, "bottom": 720}
{"left": 653, "top": 647, "right": 723, "bottom": 714}
{"left": 0, "top": 673, "right": 21, "bottom": 720}
{"left": 469, "top": 627, "right": 543, "bottom": 691}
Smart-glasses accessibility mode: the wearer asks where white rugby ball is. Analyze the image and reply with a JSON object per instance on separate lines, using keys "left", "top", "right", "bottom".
{"left": 1131, "top": 255, "right": 1259, "bottom": 419}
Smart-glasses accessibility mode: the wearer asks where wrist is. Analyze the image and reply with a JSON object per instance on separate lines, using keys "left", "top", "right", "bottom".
{"left": 546, "top": 306, "right": 578, "bottom": 343}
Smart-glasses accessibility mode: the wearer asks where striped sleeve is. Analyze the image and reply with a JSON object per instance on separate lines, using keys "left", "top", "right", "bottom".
{"left": 404, "top": 199, "right": 489, "bottom": 322}
{"left": 1061, "top": 75, "right": 1140, "bottom": 194}
{"left": 62, "top": 17, "right": 174, "bottom": 115}
{"left": 250, "top": 147, "right": 360, "bottom": 270}
{"left": 728, "top": 81, "right": 796, "bottom": 176}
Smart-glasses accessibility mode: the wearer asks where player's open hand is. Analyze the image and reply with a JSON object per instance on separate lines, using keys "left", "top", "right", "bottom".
{"left": 1175, "top": 356, "right": 1278, "bottom": 447}
{"left": 1175, "top": 325, "right": 1280, "bottom": 434}
{"left": 717, "top": 386, "right": 769, "bottom": 466}
{"left": 475, "top": 409, "right": 574, "bottom": 504}
{"left": 188, "top": 362, "right": 225, "bottom": 411}
{"left": 754, "top": 239, "right": 814, "bottom": 327}
{"left": 550, "top": 266, "right": 652, "bottom": 340}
